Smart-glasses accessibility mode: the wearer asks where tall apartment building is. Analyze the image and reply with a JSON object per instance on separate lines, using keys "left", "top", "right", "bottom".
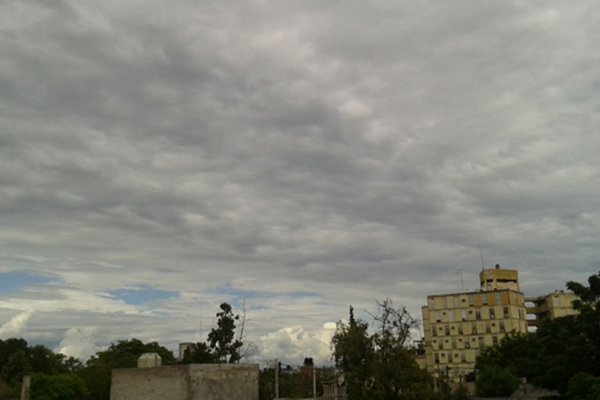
{"left": 421, "top": 265, "right": 528, "bottom": 383}
{"left": 526, "top": 291, "right": 578, "bottom": 327}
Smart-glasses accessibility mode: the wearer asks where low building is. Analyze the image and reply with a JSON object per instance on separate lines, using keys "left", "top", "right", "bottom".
{"left": 526, "top": 291, "right": 578, "bottom": 327}
{"left": 421, "top": 265, "right": 528, "bottom": 384}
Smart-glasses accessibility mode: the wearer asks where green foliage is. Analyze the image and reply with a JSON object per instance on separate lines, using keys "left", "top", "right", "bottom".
{"left": 475, "top": 364, "right": 520, "bottom": 397}
{"left": 331, "top": 300, "right": 434, "bottom": 400}
{"left": 31, "top": 373, "right": 88, "bottom": 400}
{"left": 567, "top": 271, "right": 600, "bottom": 311}
{"left": 475, "top": 271, "right": 600, "bottom": 395}
{"left": 181, "top": 302, "right": 245, "bottom": 364}
{"left": 332, "top": 306, "right": 374, "bottom": 399}
{"left": 79, "top": 338, "right": 175, "bottom": 400}
{"left": 28, "top": 345, "right": 70, "bottom": 375}
{"left": 475, "top": 333, "right": 543, "bottom": 384}
{"left": 566, "top": 373, "right": 600, "bottom": 400}
{"left": 181, "top": 342, "right": 217, "bottom": 363}
{"left": 452, "top": 384, "right": 470, "bottom": 400}
{"left": 0, "top": 350, "right": 32, "bottom": 386}
{"left": 0, "top": 338, "right": 28, "bottom": 366}
{"left": 208, "top": 302, "right": 243, "bottom": 363}
{"left": 0, "top": 339, "right": 87, "bottom": 399}
{"left": 0, "top": 378, "right": 16, "bottom": 400}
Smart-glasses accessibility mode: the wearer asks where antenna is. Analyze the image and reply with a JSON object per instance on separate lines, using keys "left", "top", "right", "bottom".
{"left": 478, "top": 236, "right": 485, "bottom": 270}
{"left": 456, "top": 269, "right": 465, "bottom": 291}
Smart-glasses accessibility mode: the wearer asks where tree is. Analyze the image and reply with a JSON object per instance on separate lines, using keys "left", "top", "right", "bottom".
{"left": 331, "top": 301, "right": 434, "bottom": 400}
{"left": 332, "top": 306, "right": 374, "bottom": 399}
{"left": 0, "top": 350, "right": 32, "bottom": 386}
{"left": 208, "top": 303, "right": 243, "bottom": 363}
{"left": 79, "top": 338, "right": 175, "bottom": 400}
{"left": 567, "top": 271, "right": 600, "bottom": 310}
{"left": 31, "top": 373, "right": 88, "bottom": 400}
{"left": 0, "top": 378, "right": 16, "bottom": 400}
{"left": 475, "top": 365, "right": 520, "bottom": 397}
{"left": 369, "top": 299, "right": 421, "bottom": 399}
{"left": 28, "top": 345, "right": 70, "bottom": 375}
{"left": 0, "top": 338, "right": 28, "bottom": 367}
{"left": 181, "top": 342, "right": 216, "bottom": 364}
{"left": 567, "top": 373, "right": 600, "bottom": 400}
{"left": 452, "top": 384, "right": 470, "bottom": 400}
{"left": 475, "top": 271, "right": 600, "bottom": 395}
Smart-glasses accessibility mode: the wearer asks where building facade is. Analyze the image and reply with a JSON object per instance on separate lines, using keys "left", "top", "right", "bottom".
{"left": 526, "top": 291, "right": 578, "bottom": 327}
{"left": 421, "top": 265, "right": 528, "bottom": 383}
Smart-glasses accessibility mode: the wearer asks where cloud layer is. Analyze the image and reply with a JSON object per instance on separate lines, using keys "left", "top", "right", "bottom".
{"left": 1, "top": 0, "right": 599, "bottom": 364}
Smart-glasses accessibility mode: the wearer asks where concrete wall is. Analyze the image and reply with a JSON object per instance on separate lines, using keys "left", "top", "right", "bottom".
{"left": 110, "top": 363, "right": 259, "bottom": 400}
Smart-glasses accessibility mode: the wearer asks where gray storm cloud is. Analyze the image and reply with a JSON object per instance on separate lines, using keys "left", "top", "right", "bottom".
{"left": 1, "top": 0, "right": 599, "bottom": 364}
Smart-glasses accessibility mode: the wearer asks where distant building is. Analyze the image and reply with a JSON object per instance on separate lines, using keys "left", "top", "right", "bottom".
{"left": 178, "top": 342, "right": 196, "bottom": 361}
{"left": 526, "top": 291, "right": 578, "bottom": 327}
{"left": 421, "top": 264, "right": 528, "bottom": 384}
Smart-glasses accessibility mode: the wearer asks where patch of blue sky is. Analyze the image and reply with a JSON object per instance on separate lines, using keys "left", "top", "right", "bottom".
{"left": 0, "top": 271, "right": 57, "bottom": 294}
{"left": 109, "top": 286, "right": 178, "bottom": 305}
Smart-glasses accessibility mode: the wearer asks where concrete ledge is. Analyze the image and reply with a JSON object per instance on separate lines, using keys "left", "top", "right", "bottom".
{"left": 110, "top": 363, "right": 259, "bottom": 400}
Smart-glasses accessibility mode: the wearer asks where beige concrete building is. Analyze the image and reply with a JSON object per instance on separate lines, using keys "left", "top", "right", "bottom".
{"left": 421, "top": 265, "right": 528, "bottom": 383}
{"left": 526, "top": 291, "right": 578, "bottom": 327}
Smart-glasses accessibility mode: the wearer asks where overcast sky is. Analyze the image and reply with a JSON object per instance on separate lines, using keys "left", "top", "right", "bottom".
{"left": 1, "top": 0, "right": 599, "bottom": 365}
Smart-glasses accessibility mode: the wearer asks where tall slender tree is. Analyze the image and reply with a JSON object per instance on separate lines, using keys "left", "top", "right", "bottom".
{"left": 208, "top": 303, "right": 243, "bottom": 363}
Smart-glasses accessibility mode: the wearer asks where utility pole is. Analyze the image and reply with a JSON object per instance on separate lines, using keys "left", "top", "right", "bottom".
{"left": 313, "top": 364, "right": 317, "bottom": 399}
{"left": 275, "top": 359, "right": 279, "bottom": 400}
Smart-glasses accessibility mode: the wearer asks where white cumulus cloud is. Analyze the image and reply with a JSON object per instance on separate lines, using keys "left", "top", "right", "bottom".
{"left": 0, "top": 309, "right": 34, "bottom": 338}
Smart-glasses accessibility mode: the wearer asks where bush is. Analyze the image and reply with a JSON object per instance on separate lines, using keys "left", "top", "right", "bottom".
{"left": 566, "top": 373, "right": 600, "bottom": 400}
{"left": 475, "top": 365, "right": 520, "bottom": 397}
{"left": 31, "top": 373, "right": 88, "bottom": 400}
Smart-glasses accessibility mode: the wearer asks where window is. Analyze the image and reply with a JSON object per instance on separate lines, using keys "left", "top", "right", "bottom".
{"left": 495, "top": 293, "right": 501, "bottom": 304}
{"left": 468, "top": 295, "right": 474, "bottom": 306}
{"left": 492, "top": 336, "right": 499, "bottom": 345}
{"left": 448, "top": 353, "right": 453, "bottom": 363}
{"left": 465, "top": 341, "right": 470, "bottom": 349}
{"left": 553, "top": 296, "right": 561, "bottom": 307}
{"left": 444, "top": 325, "right": 450, "bottom": 335}
{"left": 432, "top": 327, "right": 437, "bottom": 337}
{"left": 461, "top": 352, "right": 467, "bottom": 362}
{"left": 482, "top": 294, "right": 488, "bottom": 305}
{"left": 489, "top": 308, "right": 496, "bottom": 319}
{"left": 486, "top": 322, "right": 491, "bottom": 334}
{"left": 475, "top": 310, "right": 481, "bottom": 320}
{"left": 472, "top": 323, "right": 478, "bottom": 334}
{"left": 439, "top": 341, "right": 443, "bottom": 350}
{"left": 451, "top": 338, "right": 456, "bottom": 349}
{"left": 499, "top": 321, "right": 505, "bottom": 332}
{"left": 458, "top": 324, "right": 463, "bottom": 335}
{"left": 461, "top": 310, "right": 467, "bottom": 321}
{"left": 435, "top": 312, "right": 441, "bottom": 323}
{"left": 435, "top": 353, "right": 440, "bottom": 363}
{"left": 478, "top": 337, "right": 484, "bottom": 348}
{"left": 503, "top": 307, "right": 510, "bottom": 318}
